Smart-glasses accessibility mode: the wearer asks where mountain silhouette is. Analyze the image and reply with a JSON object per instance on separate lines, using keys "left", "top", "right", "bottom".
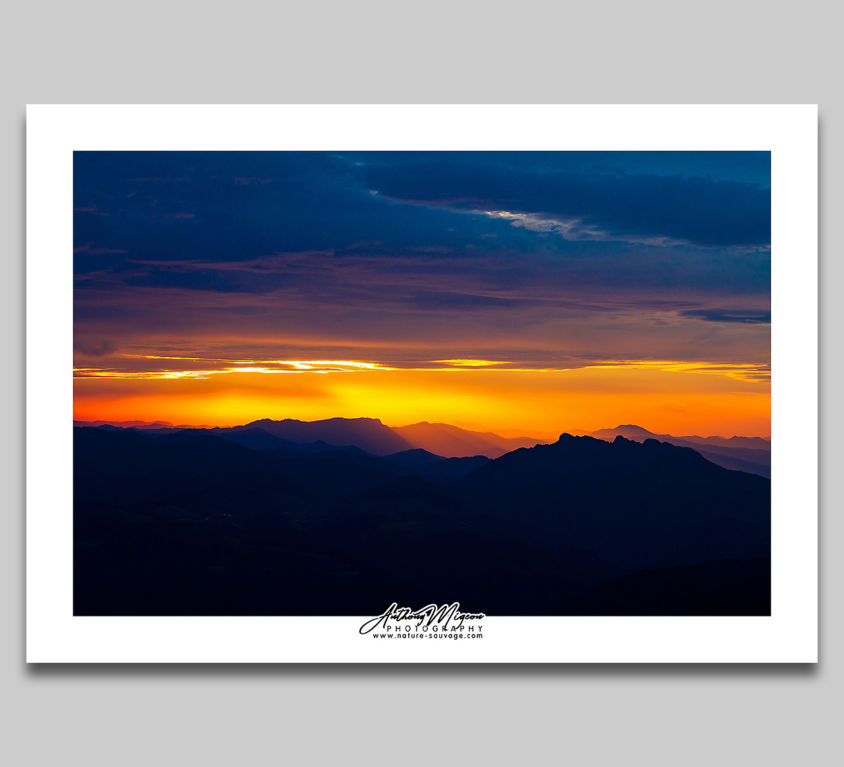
{"left": 678, "top": 434, "right": 770, "bottom": 451}
{"left": 589, "top": 424, "right": 770, "bottom": 477}
{"left": 82, "top": 417, "right": 547, "bottom": 459}
{"left": 456, "top": 434, "right": 769, "bottom": 570}
{"left": 73, "top": 419, "right": 185, "bottom": 430}
{"left": 214, "top": 426, "right": 368, "bottom": 455}
{"left": 392, "top": 421, "right": 543, "bottom": 458}
{"left": 73, "top": 423, "right": 770, "bottom": 616}
{"left": 230, "top": 417, "right": 413, "bottom": 456}
{"left": 383, "top": 448, "right": 444, "bottom": 468}
{"left": 382, "top": 448, "right": 490, "bottom": 482}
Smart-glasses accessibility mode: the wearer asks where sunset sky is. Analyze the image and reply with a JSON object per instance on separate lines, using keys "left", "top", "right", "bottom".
{"left": 74, "top": 151, "right": 770, "bottom": 437}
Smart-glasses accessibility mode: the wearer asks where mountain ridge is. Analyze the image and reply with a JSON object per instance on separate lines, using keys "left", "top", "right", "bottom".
{"left": 71, "top": 417, "right": 769, "bottom": 472}
{"left": 392, "top": 421, "right": 543, "bottom": 458}
{"left": 589, "top": 424, "right": 770, "bottom": 477}
{"left": 73, "top": 426, "right": 771, "bottom": 615}
{"left": 73, "top": 417, "right": 546, "bottom": 459}
{"left": 591, "top": 424, "right": 770, "bottom": 451}
{"left": 455, "top": 433, "right": 770, "bottom": 570}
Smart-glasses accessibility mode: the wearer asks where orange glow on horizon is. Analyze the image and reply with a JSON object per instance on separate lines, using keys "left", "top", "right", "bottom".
{"left": 434, "top": 359, "right": 510, "bottom": 368}
{"left": 73, "top": 361, "right": 771, "bottom": 438}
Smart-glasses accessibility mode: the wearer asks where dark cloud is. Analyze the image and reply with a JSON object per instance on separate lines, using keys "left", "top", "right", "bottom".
{"left": 407, "top": 291, "right": 527, "bottom": 310}
{"left": 74, "top": 242, "right": 128, "bottom": 255}
{"left": 681, "top": 309, "right": 771, "bottom": 324}
{"left": 360, "top": 152, "right": 770, "bottom": 247}
{"left": 124, "top": 266, "right": 286, "bottom": 294}
{"left": 73, "top": 151, "right": 771, "bottom": 368}
{"left": 74, "top": 339, "right": 118, "bottom": 357}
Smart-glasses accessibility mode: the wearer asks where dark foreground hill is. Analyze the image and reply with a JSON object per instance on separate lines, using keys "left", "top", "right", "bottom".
{"left": 456, "top": 434, "right": 770, "bottom": 571}
{"left": 73, "top": 426, "right": 770, "bottom": 616}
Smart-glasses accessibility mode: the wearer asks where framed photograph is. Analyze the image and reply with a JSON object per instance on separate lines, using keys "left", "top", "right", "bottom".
{"left": 26, "top": 104, "right": 817, "bottom": 662}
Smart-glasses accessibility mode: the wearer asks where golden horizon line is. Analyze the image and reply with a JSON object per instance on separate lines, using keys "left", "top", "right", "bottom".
{"left": 73, "top": 355, "right": 772, "bottom": 383}
{"left": 70, "top": 414, "right": 771, "bottom": 442}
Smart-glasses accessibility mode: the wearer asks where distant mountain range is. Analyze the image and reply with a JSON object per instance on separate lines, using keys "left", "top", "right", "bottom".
{"left": 73, "top": 420, "right": 770, "bottom": 616}
{"left": 73, "top": 419, "right": 192, "bottom": 430}
{"left": 588, "top": 424, "right": 770, "bottom": 477}
{"left": 392, "top": 421, "right": 541, "bottom": 458}
{"left": 73, "top": 417, "right": 544, "bottom": 459}
{"left": 73, "top": 417, "right": 770, "bottom": 476}
{"left": 228, "top": 417, "right": 413, "bottom": 456}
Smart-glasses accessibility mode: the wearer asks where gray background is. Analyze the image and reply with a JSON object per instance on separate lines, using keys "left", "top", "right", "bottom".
{"left": 2, "top": 1, "right": 838, "bottom": 764}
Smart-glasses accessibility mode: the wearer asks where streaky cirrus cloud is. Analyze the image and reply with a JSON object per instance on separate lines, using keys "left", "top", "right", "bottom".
{"left": 357, "top": 151, "right": 770, "bottom": 247}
